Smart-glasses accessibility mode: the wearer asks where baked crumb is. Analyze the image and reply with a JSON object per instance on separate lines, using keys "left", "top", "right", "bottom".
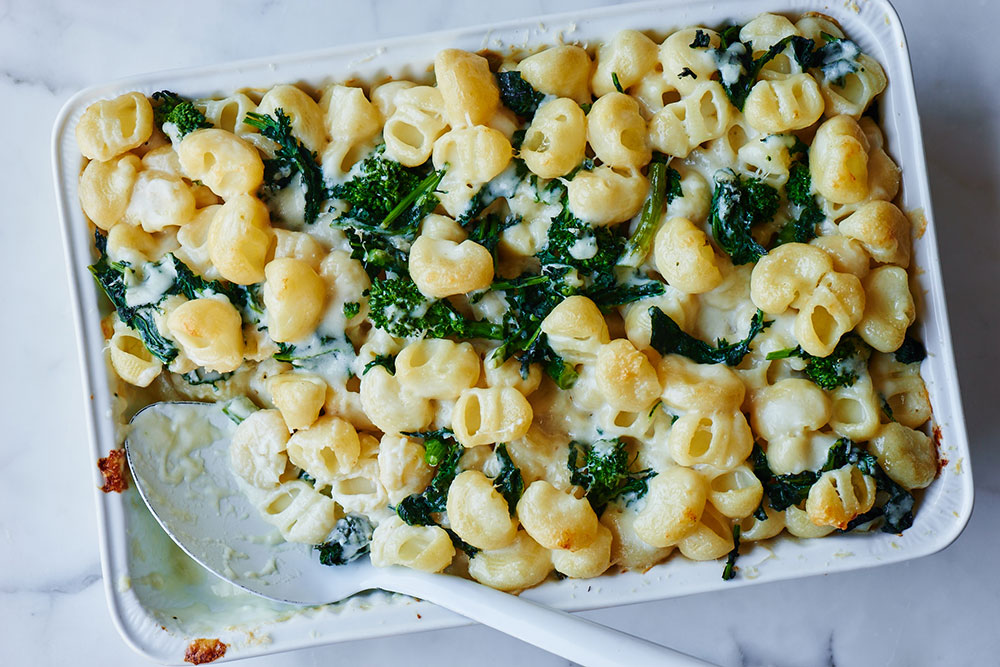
{"left": 184, "top": 638, "right": 228, "bottom": 664}
{"left": 97, "top": 448, "right": 128, "bottom": 493}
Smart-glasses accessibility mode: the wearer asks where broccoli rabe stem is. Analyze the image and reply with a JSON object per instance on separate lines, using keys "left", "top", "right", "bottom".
{"left": 618, "top": 160, "right": 668, "bottom": 268}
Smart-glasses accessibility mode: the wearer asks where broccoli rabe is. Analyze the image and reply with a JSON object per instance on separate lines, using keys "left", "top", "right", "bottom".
{"left": 151, "top": 91, "right": 210, "bottom": 138}
{"left": 774, "top": 161, "right": 825, "bottom": 246}
{"left": 536, "top": 205, "right": 665, "bottom": 305}
{"left": 180, "top": 369, "right": 233, "bottom": 386}
{"left": 698, "top": 28, "right": 867, "bottom": 109}
{"left": 331, "top": 145, "right": 444, "bottom": 236}
{"left": 894, "top": 334, "right": 927, "bottom": 364}
{"left": 489, "top": 444, "right": 524, "bottom": 515}
{"left": 568, "top": 439, "right": 656, "bottom": 514}
{"left": 766, "top": 334, "right": 870, "bottom": 390}
{"left": 243, "top": 110, "right": 327, "bottom": 224}
{"left": 721, "top": 525, "right": 741, "bottom": 581}
{"left": 363, "top": 353, "right": 396, "bottom": 376}
{"left": 343, "top": 226, "right": 410, "bottom": 278}
{"left": 89, "top": 235, "right": 178, "bottom": 363}
{"left": 366, "top": 276, "right": 503, "bottom": 340}
{"left": 750, "top": 439, "right": 915, "bottom": 534}
{"left": 315, "top": 514, "right": 374, "bottom": 566}
{"left": 619, "top": 157, "right": 683, "bottom": 268}
{"left": 89, "top": 232, "right": 261, "bottom": 364}
{"left": 274, "top": 335, "right": 353, "bottom": 370}
{"left": 648, "top": 306, "right": 769, "bottom": 367}
{"left": 495, "top": 70, "right": 545, "bottom": 118}
{"left": 709, "top": 169, "right": 779, "bottom": 264}
{"left": 394, "top": 431, "right": 462, "bottom": 526}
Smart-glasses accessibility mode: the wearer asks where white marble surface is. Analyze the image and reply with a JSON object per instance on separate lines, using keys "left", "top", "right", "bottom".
{"left": 1, "top": 0, "right": 998, "bottom": 664}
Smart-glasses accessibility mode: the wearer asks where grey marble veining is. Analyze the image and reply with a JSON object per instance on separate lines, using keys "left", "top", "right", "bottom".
{"left": 1, "top": 0, "right": 997, "bottom": 665}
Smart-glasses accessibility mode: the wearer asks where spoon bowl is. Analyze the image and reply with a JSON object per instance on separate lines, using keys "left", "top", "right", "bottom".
{"left": 125, "top": 401, "right": 713, "bottom": 666}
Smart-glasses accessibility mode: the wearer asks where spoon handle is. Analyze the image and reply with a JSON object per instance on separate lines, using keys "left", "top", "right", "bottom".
{"left": 375, "top": 567, "right": 715, "bottom": 667}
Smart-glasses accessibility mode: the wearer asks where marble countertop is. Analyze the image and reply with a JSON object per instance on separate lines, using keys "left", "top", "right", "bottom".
{"left": 2, "top": 0, "right": 997, "bottom": 664}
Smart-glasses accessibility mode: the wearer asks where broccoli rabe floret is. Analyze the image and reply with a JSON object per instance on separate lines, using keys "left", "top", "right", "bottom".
{"left": 330, "top": 146, "right": 444, "bottom": 237}
{"left": 568, "top": 439, "right": 656, "bottom": 513}
{"left": 775, "top": 161, "right": 825, "bottom": 245}
{"left": 366, "top": 277, "right": 503, "bottom": 340}
{"left": 709, "top": 169, "right": 779, "bottom": 264}
{"left": 766, "top": 334, "right": 870, "bottom": 390}
{"left": 151, "top": 91, "right": 210, "bottom": 138}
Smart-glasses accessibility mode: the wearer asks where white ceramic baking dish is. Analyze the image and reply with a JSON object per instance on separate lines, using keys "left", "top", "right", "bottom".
{"left": 52, "top": 0, "right": 973, "bottom": 663}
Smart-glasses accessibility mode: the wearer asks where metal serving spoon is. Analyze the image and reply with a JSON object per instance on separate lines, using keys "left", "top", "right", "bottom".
{"left": 125, "top": 401, "right": 714, "bottom": 667}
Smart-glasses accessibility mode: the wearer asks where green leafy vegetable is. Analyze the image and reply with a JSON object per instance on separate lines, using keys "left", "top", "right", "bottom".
{"left": 180, "top": 369, "right": 233, "bottom": 386}
{"left": 689, "top": 30, "right": 711, "bottom": 48}
{"left": 619, "top": 158, "right": 683, "bottom": 267}
{"left": 366, "top": 276, "right": 503, "bottom": 340}
{"left": 274, "top": 335, "right": 353, "bottom": 368}
{"left": 243, "top": 109, "right": 327, "bottom": 224}
{"left": 611, "top": 71, "right": 624, "bottom": 93}
{"left": 490, "top": 444, "right": 524, "bottom": 515}
{"left": 363, "top": 353, "right": 396, "bottom": 376}
{"left": 709, "top": 169, "right": 779, "bottom": 264}
{"left": 221, "top": 396, "right": 258, "bottom": 424}
{"left": 315, "top": 514, "right": 374, "bottom": 566}
{"left": 151, "top": 91, "right": 211, "bottom": 138}
{"left": 649, "top": 306, "right": 769, "bottom": 366}
{"left": 775, "top": 161, "right": 825, "bottom": 245}
{"left": 722, "top": 525, "right": 740, "bottom": 580}
{"left": 766, "top": 335, "right": 870, "bottom": 390}
{"left": 395, "top": 431, "right": 462, "bottom": 526}
{"left": 568, "top": 439, "right": 656, "bottom": 514}
{"left": 330, "top": 145, "right": 443, "bottom": 235}
{"left": 894, "top": 335, "right": 927, "bottom": 364}
{"left": 89, "top": 232, "right": 261, "bottom": 364}
{"left": 496, "top": 70, "right": 545, "bottom": 118}
{"left": 751, "top": 439, "right": 915, "bottom": 533}
{"left": 678, "top": 67, "right": 697, "bottom": 79}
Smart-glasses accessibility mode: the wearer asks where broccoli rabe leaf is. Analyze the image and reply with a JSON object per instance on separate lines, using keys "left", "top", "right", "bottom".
{"left": 775, "top": 161, "right": 825, "bottom": 246}
{"left": 395, "top": 431, "right": 462, "bottom": 527}
{"left": 496, "top": 70, "right": 545, "bottom": 118}
{"left": 89, "top": 233, "right": 261, "bottom": 364}
{"left": 490, "top": 444, "right": 524, "bottom": 515}
{"left": 517, "top": 331, "right": 579, "bottom": 390}
{"left": 649, "top": 306, "right": 769, "bottom": 367}
{"left": 690, "top": 30, "right": 711, "bottom": 48}
{"left": 315, "top": 514, "right": 374, "bottom": 566}
{"left": 89, "top": 248, "right": 178, "bottom": 363}
{"left": 274, "top": 335, "right": 353, "bottom": 368}
{"left": 751, "top": 439, "right": 915, "bottom": 533}
{"left": 343, "top": 301, "right": 361, "bottom": 320}
{"left": 894, "top": 335, "right": 927, "bottom": 364}
{"left": 180, "top": 369, "right": 233, "bottom": 386}
{"left": 766, "top": 335, "right": 870, "bottom": 390}
{"left": 366, "top": 277, "right": 503, "bottom": 340}
{"left": 619, "top": 158, "right": 683, "bottom": 267}
{"left": 709, "top": 169, "right": 779, "bottom": 264}
{"left": 363, "top": 353, "right": 396, "bottom": 376}
{"left": 343, "top": 226, "right": 410, "bottom": 278}
{"left": 243, "top": 109, "right": 327, "bottom": 224}
{"left": 722, "top": 525, "right": 741, "bottom": 581}
{"left": 151, "top": 91, "right": 210, "bottom": 138}
{"left": 568, "top": 439, "right": 656, "bottom": 514}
